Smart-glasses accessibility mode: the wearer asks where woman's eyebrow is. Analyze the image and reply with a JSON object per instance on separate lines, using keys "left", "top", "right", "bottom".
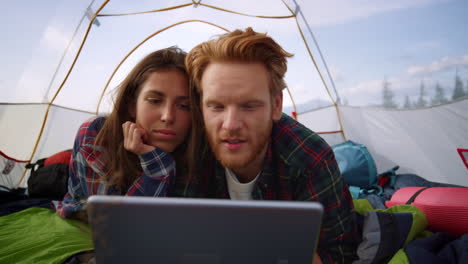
{"left": 145, "top": 90, "right": 188, "bottom": 101}
{"left": 145, "top": 90, "right": 165, "bottom": 97}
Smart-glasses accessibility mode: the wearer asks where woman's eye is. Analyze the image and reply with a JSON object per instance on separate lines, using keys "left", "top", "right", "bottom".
{"left": 146, "top": 98, "right": 162, "bottom": 104}
{"left": 178, "top": 103, "right": 190, "bottom": 111}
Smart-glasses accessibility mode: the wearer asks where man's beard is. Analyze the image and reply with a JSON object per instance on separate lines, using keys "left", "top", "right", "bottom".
{"left": 207, "top": 126, "right": 271, "bottom": 170}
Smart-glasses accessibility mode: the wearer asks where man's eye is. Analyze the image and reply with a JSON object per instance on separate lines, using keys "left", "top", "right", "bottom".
{"left": 212, "top": 105, "right": 224, "bottom": 111}
{"left": 242, "top": 104, "right": 258, "bottom": 110}
{"left": 207, "top": 103, "right": 224, "bottom": 111}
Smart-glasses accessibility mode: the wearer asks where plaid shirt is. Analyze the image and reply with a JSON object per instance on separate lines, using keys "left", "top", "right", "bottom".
{"left": 174, "top": 114, "right": 358, "bottom": 264}
{"left": 56, "top": 117, "right": 175, "bottom": 218}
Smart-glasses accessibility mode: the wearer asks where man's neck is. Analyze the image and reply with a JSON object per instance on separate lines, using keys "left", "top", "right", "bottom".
{"left": 230, "top": 144, "right": 268, "bottom": 183}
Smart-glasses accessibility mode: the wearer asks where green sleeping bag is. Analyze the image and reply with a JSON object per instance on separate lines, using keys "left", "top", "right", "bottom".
{"left": 0, "top": 207, "right": 93, "bottom": 264}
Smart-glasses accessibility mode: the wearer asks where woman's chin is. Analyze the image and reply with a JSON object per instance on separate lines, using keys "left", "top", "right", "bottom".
{"left": 151, "top": 142, "right": 175, "bottom": 153}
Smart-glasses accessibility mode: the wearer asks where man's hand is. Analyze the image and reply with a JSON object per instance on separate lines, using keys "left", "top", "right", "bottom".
{"left": 122, "top": 121, "right": 155, "bottom": 155}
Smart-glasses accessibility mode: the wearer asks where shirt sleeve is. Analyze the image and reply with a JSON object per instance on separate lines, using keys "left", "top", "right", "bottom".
{"left": 125, "top": 147, "right": 176, "bottom": 197}
{"left": 296, "top": 148, "right": 358, "bottom": 264}
{"left": 56, "top": 119, "right": 105, "bottom": 219}
{"left": 55, "top": 151, "right": 88, "bottom": 218}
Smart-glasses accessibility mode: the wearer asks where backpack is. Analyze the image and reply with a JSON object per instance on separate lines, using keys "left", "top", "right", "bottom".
{"left": 332, "top": 140, "right": 398, "bottom": 199}
{"left": 25, "top": 150, "right": 72, "bottom": 200}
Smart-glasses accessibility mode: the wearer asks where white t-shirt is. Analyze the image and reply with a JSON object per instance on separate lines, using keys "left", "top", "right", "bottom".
{"left": 225, "top": 168, "right": 260, "bottom": 200}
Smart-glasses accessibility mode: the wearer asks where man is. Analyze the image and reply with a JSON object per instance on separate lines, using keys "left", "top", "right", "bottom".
{"left": 176, "top": 27, "right": 357, "bottom": 264}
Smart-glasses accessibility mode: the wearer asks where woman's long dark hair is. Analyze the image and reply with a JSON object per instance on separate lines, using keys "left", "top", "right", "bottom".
{"left": 95, "top": 47, "right": 188, "bottom": 191}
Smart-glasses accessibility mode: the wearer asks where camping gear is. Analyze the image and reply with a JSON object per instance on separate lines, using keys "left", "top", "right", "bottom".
{"left": 0, "top": 207, "right": 93, "bottom": 264}
{"left": 25, "top": 150, "right": 72, "bottom": 200}
{"left": 333, "top": 141, "right": 378, "bottom": 189}
{"left": 386, "top": 187, "right": 468, "bottom": 236}
{"left": 333, "top": 141, "right": 399, "bottom": 199}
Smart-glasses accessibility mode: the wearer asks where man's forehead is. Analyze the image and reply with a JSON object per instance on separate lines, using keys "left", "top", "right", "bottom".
{"left": 201, "top": 62, "right": 269, "bottom": 87}
{"left": 202, "top": 62, "right": 267, "bottom": 78}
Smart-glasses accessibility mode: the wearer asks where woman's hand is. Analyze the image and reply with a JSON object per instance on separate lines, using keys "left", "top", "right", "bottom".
{"left": 122, "top": 121, "right": 155, "bottom": 155}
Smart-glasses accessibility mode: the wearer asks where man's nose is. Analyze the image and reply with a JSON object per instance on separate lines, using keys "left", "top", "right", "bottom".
{"left": 222, "top": 108, "right": 241, "bottom": 131}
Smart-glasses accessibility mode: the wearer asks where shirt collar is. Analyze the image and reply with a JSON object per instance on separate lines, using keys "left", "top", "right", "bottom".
{"left": 211, "top": 140, "right": 277, "bottom": 200}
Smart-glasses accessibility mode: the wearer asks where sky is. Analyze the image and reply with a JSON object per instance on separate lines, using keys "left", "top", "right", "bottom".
{"left": 1, "top": 0, "right": 468, "bottom": 111}
{"left": 301, "top": 0, "right": 468, "bottom": 107}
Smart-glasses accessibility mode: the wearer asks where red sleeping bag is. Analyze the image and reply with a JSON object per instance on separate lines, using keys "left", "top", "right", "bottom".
{"left": 386, "top": 187, "right": 468, "bottom": 236}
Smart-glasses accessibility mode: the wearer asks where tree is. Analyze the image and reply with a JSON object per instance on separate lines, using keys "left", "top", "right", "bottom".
{"left": 415, "top": 80, "right": 427, "bottom": 108}
{"left": 431, "top": 82, "right": 448, "bottom": 106}
{"left": 382, "top": 78, "right": 397, "bottom": 108}
{"left": 466, "top": 79, "right": 468, "bottom": 95}
{"left": 403, "top": 95, "right": 412, "bottom": 109}
{"left": 452, "top": 70, "right": 466, "bottom": 100}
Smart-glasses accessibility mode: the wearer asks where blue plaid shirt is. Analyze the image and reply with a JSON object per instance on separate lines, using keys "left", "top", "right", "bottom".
{"left": 56, "top": 117, "right": 175, "bottom": 218}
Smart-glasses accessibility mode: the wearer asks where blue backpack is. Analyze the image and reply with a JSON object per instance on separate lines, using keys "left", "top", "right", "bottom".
{"left": 332, "top": 141, "right": 397, "bottom": 199}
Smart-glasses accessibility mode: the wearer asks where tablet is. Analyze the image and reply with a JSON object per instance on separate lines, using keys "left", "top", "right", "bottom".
{"left": 87, "top": 195, "right": 323, "bottom": 264}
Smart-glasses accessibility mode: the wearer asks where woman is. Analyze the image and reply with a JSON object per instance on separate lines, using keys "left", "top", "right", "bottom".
{"left": 56, "top": 47, "right": 191, "bottom": 221}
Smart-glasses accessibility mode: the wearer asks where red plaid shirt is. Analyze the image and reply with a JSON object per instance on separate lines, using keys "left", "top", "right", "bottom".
{"left": 173, "top": 114, "right": 358, "bottom": 264}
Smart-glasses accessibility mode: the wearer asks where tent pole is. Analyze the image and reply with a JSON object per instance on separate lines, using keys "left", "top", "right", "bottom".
{"left": 282, "top": 0, "right": 347, "bottom": 140}
{"left": 95, "top": 19, "right": 230, "bottom": 115}
{"left": 16, "top": 0, "right": 110, "bottom": 187}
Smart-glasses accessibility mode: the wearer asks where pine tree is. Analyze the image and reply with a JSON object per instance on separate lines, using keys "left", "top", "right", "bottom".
{"left": 431, "top": 82, "right": 448, "bottom": 106}
{"left": 403, "top": 95, "right": 412, "bottom": 109}
{"left": 416, "top": 80, "right": 427, "bottom": 108}
{"left": 452, "top": 70, "right": 466, "bottom": 100}
{"left": 466, "top": 79, "right": 468, "bottom": 95}
{"left": 382, "top": 78, "right": 397, "bottom": 108}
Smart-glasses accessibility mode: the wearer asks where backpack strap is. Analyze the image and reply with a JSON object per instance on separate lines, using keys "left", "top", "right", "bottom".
{"left": 363, "top": 184, "right": 383, "bottom": 196}
{"left": 349, "top": 186, "right": 362, "bottom": 199}
{"left": 349, "top": 184, "right": 383, "bottom": 199}
{"left": 405, "top": 187, "right": 431, "bottom": 204}
{"left": 378, "top": 166, "right": 399, "bottom": 188}
{"left": 25, "top": 158, "right": 46, "bottom": 174}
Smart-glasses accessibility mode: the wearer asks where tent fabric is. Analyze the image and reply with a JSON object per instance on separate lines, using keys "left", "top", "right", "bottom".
{"left": 1, "top": 0, "right": 467, "bottom": 188}
{"left": 1, "top": 0, "right": 336, "bottom": 188}
{"left": 302, "top": 100, "right": 468, "bottom": 186}
{"left": 333, "top": 101, "right": 468, "bottom": 186}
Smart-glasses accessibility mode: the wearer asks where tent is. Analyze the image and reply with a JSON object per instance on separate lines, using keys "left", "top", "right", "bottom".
{"left": 2, "top": 0, "right": 467, "bottom": 189}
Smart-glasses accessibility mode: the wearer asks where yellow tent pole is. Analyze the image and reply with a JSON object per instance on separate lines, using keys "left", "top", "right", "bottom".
{"left": 197, "top": 3, "right": 294, "bottom": 19}
{"left": 293, "top": 17, "right": 347, "bottom": 141}
{"left": 282, "top": 0, "right": 347, "bottom": 140}
{"left": 97, "top": 2, "right": 193, "bottom": 17}
{"left": 97, "top": 1, "right": 294, "bottom": 19}
{"left": 16, "top": 0, "right": 110, "bottom": 187}
{"left": 95, "top": 20, "right": 230, "bottom": 114}
{"left": 284, "top": 86, "right": 298, "bottom": 120}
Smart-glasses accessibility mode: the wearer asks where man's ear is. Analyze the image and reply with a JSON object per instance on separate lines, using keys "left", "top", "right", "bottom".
{"left": 272, "top": 91, "right": 283, "bottom": 121}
